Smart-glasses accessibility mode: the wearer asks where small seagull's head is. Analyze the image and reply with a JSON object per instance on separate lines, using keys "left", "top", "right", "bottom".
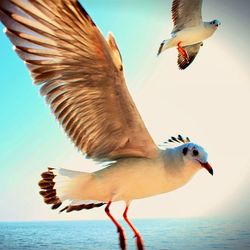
{"left": 210, "top": 19, "right": 221, "bottom": 28}
{"left": 181, "top": 143, "right": 213, "bottom": 175}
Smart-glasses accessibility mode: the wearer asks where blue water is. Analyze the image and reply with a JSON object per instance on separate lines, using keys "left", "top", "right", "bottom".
{"left": 0, "top": 218, "right": 249, "bottom": 250}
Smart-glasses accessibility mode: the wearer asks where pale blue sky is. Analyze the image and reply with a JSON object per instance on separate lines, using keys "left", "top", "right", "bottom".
{"left": 0, "top": 0, "right": 249, "bottom": 221}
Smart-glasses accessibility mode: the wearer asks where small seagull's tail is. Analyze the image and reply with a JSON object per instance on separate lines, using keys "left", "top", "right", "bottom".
{"left": 157, "top": 38, "right": 173, "bottom": 56}
{"left": 38, "top": 167, "right": 104, "bottom": 213}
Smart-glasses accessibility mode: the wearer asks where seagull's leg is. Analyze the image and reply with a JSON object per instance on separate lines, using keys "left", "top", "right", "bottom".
{"left": 177, "top": 42, "right": 189, "bottom": 62}
{"left": 105, "top": 201, "right": 127, "bottom": 250}
{"left": 123, "top": 205, "right": 144, "bottom": 250}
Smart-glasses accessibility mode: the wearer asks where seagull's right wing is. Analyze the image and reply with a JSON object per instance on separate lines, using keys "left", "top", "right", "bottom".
{"left": 0, "top": 0, "right": 157, "bottom": 161}
{"left": 172, "top": 0, "right": 203, "bottom": 33}
{"left": 177, "top": 42, "right": 202, "bottom": 69}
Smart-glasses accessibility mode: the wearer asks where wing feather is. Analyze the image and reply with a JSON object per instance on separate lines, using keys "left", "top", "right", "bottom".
{"left": 177, "top": 42, "right": 202, "bottom": 69}
{"left": 0, "top": 0, "right": 157, "bottom": 160}
{"left": 172, "top": 0, "right": 203, "bottom": 33}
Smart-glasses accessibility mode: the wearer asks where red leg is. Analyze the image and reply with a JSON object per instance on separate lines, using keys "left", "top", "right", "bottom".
{"left": 177, "top": 42, "right": 189, "bottom": 62}
{"left": 105, "top": 201, "right": 126, "bottom": 250}
{"left": 123, "top": 206, "right": 144, "bottom": 250}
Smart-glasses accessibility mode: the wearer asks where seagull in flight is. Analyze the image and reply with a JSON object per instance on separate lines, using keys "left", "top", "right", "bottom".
{"left": 0, "top": 1, "right": 214, "bottom": 250}
{"left": 158, "top": 0, "right": 221, "bottom": 69}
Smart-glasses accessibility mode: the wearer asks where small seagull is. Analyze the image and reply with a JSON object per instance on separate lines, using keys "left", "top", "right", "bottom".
{"left": 158, "top": 0, "right": 221, "bottom": 69}
{"left": 0, "top": 1, "right": 213, "bottom": 250}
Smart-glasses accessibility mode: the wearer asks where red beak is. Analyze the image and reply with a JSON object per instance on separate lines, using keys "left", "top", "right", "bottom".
{"left": 200, "top": 162, "right": 213, "bottom": 175}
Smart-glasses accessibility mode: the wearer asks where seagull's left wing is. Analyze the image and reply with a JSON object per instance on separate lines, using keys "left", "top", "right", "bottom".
{"left": 172, "top": 0, "right": 203, "bottom": 33}
{"left": 0, "top": 0, "right": 158, "bottom": 161}
{"left": 177, "top": 42, "right": 202, "bottom": 69}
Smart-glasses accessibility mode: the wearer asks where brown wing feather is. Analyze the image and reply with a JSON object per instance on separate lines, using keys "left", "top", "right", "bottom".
{"left": 177, "top": 42, "right": 202, "bottom": 70}
{"left": 0, "top": 0, "right": 157, "bottom": 160}
{"left": 172, "top": 0, "right": 203, "bottom": 33}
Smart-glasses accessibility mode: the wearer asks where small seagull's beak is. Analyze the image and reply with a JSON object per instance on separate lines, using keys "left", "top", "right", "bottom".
{"left": 200, "top": 162, "right": 214, "bottom": 175}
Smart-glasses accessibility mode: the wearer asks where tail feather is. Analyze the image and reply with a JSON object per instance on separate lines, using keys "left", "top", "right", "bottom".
{"left": 38, "top": 167, "right": 105, "bottom": 213}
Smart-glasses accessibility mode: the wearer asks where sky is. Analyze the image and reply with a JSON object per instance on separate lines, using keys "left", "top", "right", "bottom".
{"left": 0, "top": 0, "right": 249, "bottom": 222}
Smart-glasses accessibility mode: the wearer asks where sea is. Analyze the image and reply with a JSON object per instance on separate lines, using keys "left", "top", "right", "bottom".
{"left": 0, "top": 218, "right": 249, "bottom": 250}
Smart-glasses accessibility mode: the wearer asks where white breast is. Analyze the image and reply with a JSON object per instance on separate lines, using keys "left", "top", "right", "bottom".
{"left": 174, "top": 25, "right": 216, "bottom": 46}
{"left": 86, "top": 151, "right": 200, "bottom": 203}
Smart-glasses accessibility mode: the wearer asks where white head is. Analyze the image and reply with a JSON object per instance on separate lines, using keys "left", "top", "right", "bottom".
{"left": 163, "top": 135, "right": 213, "bottom": 175}
{"left": 208, "top": 19, "right": 221, "bottom": 29}
{"left": 179, "top": 142, "right": 213, "bottom": 175}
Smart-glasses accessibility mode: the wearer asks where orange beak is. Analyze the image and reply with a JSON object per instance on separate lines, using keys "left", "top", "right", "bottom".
{"left": 200, "top": 161, "right": 214, "bottom": 175}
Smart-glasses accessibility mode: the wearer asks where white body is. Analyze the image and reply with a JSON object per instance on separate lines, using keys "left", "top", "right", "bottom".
{"left": 165, "top": 23, "right": 217, "bottom": 49}
{"left": 57, "top": 149, "right": 200, "bottom": 204}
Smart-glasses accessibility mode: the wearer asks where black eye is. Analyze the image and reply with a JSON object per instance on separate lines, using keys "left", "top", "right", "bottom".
{"left": 182, "top": 147, "right": 188, "bottom": 155}
{"left": 193, "top": 149, "right": 199, "bottom": 156}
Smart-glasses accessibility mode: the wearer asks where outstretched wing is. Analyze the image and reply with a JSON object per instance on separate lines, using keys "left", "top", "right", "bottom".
{"left": 0, "top": 0, "right": 157, "bottom": 160}
{"left": 177, "top": 42, "right": 202, "bottom": 70}
{"left": 172, "top": 0, "right": 203, "bottom": 33}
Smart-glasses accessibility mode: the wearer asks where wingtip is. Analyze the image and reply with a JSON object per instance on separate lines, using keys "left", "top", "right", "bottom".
{"left": 178, "top": 65, "right": 185, "bottom": 70}
{"left": 157, "top": 48, "right": 162, "bottom": 56}
{"left": 157, "top": 42, "right": 164, "bottom": 57}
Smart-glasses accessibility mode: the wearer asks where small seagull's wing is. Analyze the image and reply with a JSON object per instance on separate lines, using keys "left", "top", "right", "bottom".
{"left": 172, "top": 0, "right": 203, "bottom": 33}
{"left": 0, "top": 0, "right": 157, "bottom": 161}
{"left": 177, "top": 42, "right": 202, "bottom": 70}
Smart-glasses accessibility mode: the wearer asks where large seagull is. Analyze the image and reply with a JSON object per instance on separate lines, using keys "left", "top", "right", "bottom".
{"left": 158, "top": 0, "right": 221, "bottom": 69}
{"left": 0, "top": 1, "right": 214, "bottom": 250}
